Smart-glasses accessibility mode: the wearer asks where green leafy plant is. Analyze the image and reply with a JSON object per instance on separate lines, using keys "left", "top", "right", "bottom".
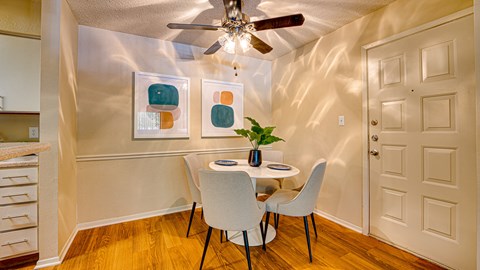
{"left": 234, "top": 117, "right": 285, "bottom": 150}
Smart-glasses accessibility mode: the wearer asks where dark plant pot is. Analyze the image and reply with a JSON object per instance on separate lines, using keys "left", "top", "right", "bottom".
{"left": 248, "top": 149, "right": 262, "bottom": 167}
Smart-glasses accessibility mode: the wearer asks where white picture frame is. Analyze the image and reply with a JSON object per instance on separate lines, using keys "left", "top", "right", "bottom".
{"left": 201, "top": 79, "right": 244, "bottom": 137}
{"left": 134, "top": 71, "right": 190, "bottom": 139}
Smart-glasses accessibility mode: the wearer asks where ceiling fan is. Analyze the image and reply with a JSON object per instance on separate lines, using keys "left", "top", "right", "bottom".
{"left": 167, "top": 0, "right": 305, "bottom": 55}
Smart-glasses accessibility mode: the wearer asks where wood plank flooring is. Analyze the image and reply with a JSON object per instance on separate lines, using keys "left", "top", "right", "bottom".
{"left": 13, "top": 209, "right": 444, "bottom": 270}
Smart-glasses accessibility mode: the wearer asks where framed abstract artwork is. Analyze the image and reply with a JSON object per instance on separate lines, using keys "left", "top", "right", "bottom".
{"left": 134, "top": 72, "right": 190, "bottom": 139}
{"left": 201, "top": 79, "right": 244, "bottom": 137}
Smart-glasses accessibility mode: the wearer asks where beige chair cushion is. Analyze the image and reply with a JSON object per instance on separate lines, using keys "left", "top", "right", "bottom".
{"left": 265, "top": 159, "right": 327, "bottom": 217}
{"left": 199, "top": 170, "right": 266, "bottom": 231}
{"left": 265, "top": 189, "right": 299, "bottom": 212}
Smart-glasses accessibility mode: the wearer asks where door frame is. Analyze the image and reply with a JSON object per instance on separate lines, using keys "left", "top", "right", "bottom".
{"left": 474, "top": 0, "right": 480, "bottom": 268}
{"left": 361, "top": 8, "right": 475, "bottom": 238}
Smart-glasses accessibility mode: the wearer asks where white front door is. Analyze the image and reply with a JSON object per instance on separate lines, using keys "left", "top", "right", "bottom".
{"left": 368, "top": 15, "right": 476, "bottom": 269}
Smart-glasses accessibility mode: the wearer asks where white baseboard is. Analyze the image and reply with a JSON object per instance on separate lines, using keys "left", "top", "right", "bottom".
{"left": 34, "top": 257, "right": 61, "bottom": 269}
{"left": 77, "top": 204, "right": 194, "bottom": 231}
{"left": 59, "top": 226, "right": 79, "bottom": 263}
{"left": 314, "top": 209, "right": 363, "bottom": 233}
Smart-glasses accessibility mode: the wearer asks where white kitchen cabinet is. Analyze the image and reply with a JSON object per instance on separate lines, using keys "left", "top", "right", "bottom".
{"left": 0, "top": 163, "right": 38, "bottom": 260}
{"left": 0, "top": 34, "right": 40, "bottom": 112}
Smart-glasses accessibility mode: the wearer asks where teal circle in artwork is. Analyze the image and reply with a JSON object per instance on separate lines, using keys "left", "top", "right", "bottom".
{"left": 148, "top": 84, "right": 179, "bottom": 107}
{"left": 211, "top": 105, "right": 234, "bottom": 128}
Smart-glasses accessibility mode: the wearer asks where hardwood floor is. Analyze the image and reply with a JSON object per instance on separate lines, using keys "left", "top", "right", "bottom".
{"left": 13, "top": 209, "right": 444, "bottom": 270}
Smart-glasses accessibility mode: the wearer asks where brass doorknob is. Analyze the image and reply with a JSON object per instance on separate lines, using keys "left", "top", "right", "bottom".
{"left": 370, "top": 149, "right": 379, "bottom": 156}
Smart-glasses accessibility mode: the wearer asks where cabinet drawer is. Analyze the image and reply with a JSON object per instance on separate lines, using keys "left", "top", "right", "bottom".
{"left": 0, "top": 168, "right": 38, "bottom": 187}
{"left": 0, "top": 227, "right": 37, "bottom": 259}
{"left": 0, "top": 186, "right": 37, "bottom": 205}
{"left": 0, "top": 203, "right": 37, "bottom": 232}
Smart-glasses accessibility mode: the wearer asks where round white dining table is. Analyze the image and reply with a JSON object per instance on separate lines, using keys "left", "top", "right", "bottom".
{"left": 208, "top": 159, "right": 300, "bottom": 246}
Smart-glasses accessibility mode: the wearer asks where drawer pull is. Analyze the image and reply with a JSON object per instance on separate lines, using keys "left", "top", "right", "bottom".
{"left": 2, "top": 175, "right": 29, "bottom": 180}
{"left": 2, "top": 193, "right": 29, "bottom": 198}
{"left": 1, "top": 239, "right": 28, "bottom": 246}
{"left": 2, "top": 214, "right": 28, "bottom": 220}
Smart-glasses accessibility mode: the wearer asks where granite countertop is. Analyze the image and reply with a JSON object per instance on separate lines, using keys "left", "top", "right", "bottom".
{"left": 0, "top": 142, "right": 51, "bottom": 163}
{"left": 0, "top": 155, "right": 39, "bottom": 168}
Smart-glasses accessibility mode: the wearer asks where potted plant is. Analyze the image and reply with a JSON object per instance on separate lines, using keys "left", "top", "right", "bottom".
{"left": 234, "top": 117, "right": 285, "bottom": 167}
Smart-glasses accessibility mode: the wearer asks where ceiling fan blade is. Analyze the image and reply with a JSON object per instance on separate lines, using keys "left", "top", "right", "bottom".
{"left": 204, "top": 41, "right": 222, "bottom": 55}
{"left": 250, "top": 34, "right": 273, "bottom": 54}
{"left": 252, "top": 13, "right": 305, "bottom": 31}
{"left": 223, "top": 0, "right": 242, "bottom": 20}
{"left": 167, "top": 23, "right": 222, "bottom": 31}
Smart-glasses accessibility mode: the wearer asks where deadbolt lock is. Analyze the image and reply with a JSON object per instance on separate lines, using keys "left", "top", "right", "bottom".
{"left": 371, "top": 119, "right": 378, "bottom": 126}
{"left": 371, "top": 135, "right": 378, "bottom": 141}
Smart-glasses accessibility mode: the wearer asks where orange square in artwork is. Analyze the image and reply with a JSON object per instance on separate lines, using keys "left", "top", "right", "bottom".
{"left": 160, "top": 112, "right": 174, "bottom": 129}
{"left": 220, "top": 91, "right": 234, "bottom": 105}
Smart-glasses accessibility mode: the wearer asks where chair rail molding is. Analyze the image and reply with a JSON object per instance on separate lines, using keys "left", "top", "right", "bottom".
{"left": 76, "top": 146, "right": 273, "bottom": 162}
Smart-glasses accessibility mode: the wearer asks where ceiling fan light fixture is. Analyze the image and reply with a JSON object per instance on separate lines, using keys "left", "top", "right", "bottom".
{"left": 239, "top": 32, "right": 252, "bottom": 53}
{"left": 224, "top": 39, "right": 236, "bottom": 54}
{"left": 218, "top": 33, "right": 236, "bottom": 54}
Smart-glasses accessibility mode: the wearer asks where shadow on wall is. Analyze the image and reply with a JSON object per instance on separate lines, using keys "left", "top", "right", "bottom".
{"left": 271, "top": 23, "right": 365, "bottom": 220}
{"left": 78, "top": 25, "right": 273, "bottom": 155}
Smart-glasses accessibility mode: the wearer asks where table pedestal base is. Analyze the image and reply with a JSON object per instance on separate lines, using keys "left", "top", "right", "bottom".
{"left": 226, "top": 222, "right": 275, "bottom": 246}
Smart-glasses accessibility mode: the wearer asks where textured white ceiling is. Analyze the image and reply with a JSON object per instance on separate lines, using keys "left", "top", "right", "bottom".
{"left": 66, "top": 0, "right": 395, "bottom": 60}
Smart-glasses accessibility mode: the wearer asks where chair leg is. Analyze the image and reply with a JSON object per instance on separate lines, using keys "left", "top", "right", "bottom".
{"left": 199, "top": 226, "right": 213, "bottom": 270}
{"left": 310, "top": 213, "right": 318, "bottom": 239}
{"left": 242, "top": 231, "right": 252, "bottom": 270}
{"left": 220, "top": 230, "right": 229, "bottom": 243}
{"left": 201, "top": 208, "right": 204, "bottom": 220}
{"left": 274, "top": 213, "right": 280, "bottom": 229}
{"left": 303, "top": 216, "right": 313, "bottom": 263}
{"left": 259, "top": 221, "right": 266, "bottom": 251}
{"left": 186, "top": 202, "right": 196, "bottom": 237}
{"left": 263, "top": 212, "right": 270, "bottom": 251}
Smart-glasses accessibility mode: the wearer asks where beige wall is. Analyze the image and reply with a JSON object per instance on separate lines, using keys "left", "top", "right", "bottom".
{"left": 271, "top": 0, "right": 473, "bottom": 227}
{"left": 0, "top": 0, "right": 41, "bottom": 37}
{"left": 38, "top": 0, "right": 78, "bottom": 264}
{"left": 0, "top": 113, "right": 39, "bottom": 142}
{"left": 58, "top": 0, "right": 78, "bottom": 256}
{"left": 76, "top": 26, "right": 272, "bottom": 223}
{"left": 39, "top": 0, "right": 61, "bottom": 262}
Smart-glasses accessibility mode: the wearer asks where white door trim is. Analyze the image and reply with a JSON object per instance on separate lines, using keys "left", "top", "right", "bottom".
{"left": 474, "top": 0, "right": 480, "bottom": 268}
{"left": 361, "top": 7, "right": 474, "bottom": 236}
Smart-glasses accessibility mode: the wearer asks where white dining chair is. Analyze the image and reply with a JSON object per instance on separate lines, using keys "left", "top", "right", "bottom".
{"left": 262, "top": 159, "right": 327, "bottom": 262}
{"left": 183, "top": 153, "right": 203, "bottom": 237}
{"left": 256, "top": 150, "right": 284, "bottom": 195}
{"left": 198, "top": 170, "right": 266, "bottom": 270}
